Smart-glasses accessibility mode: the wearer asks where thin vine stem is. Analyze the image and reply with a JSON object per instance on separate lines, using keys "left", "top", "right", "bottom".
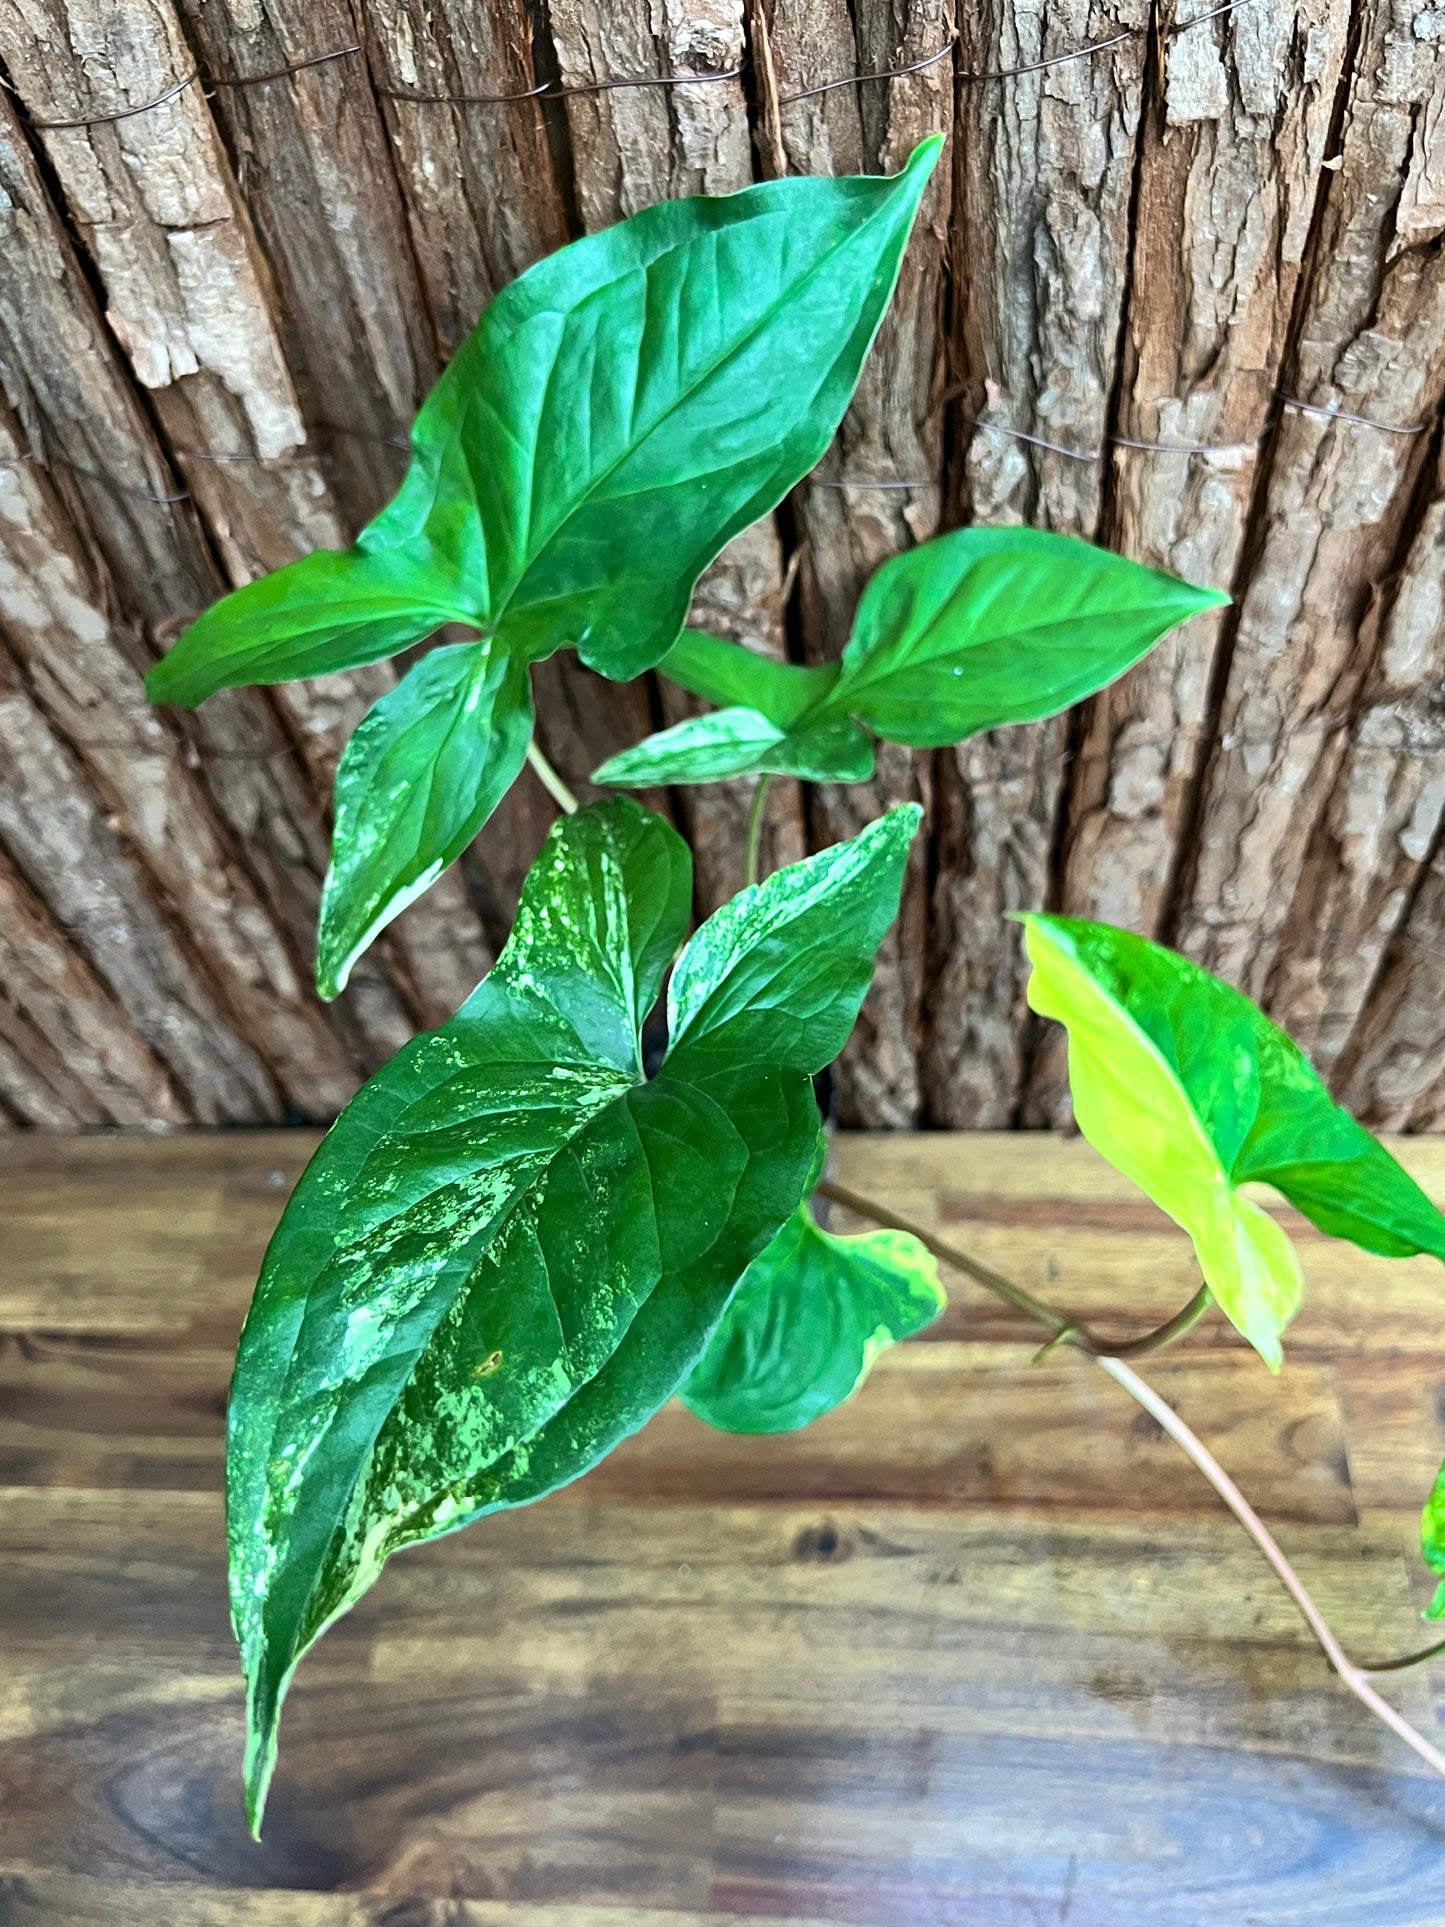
{"left": 744, "top": 774, "right": 773, "bottom": 887}
{"left": 822, "top": 1176, "right": 1445, "bottom": 1778}
{"left": 1100, "top": 1357, "right": 1445, "bottom": 1780}
{"left": 816, "top": 1179, "right": 1208, "bottom": 1358}
{"left": 1355, "top": 1633, "right": 1445, "bottom": 1676}
{"left": 527, "top": 740, "right": 579, "bottom": 814}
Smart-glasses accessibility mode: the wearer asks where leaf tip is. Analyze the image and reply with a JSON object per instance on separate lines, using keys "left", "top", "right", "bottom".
{"left": 242, "top": 1694, "right": 281, "bottom": 1841}
{"left": 906, "top": 131, "right": 946, "bottom": 178}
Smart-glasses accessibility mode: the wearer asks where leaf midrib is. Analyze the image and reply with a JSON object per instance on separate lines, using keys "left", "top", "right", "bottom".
{"left": 482, "top": 185, "right": 909, "bottom": 636}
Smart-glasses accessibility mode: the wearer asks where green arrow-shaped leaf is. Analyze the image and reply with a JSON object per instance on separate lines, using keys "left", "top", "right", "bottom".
{"left": 623, "top": 532, "right": 1224, "bottom": 789}
{"left": 148, "top": 140, "right": 941, "bottom": 709}
{"left": 683, "top": 1194, "right": 944, "bottom": 1432}
{"left": 1021, "top": 914, "right": 1445, "bottom": 1369}
{"left": 316, "top": 640, "right": 533, "bottom": 998}
{"left": 825, "top": 527, "right": 1228, "bottom": 747}
{"left": 229, "top": 797, "right": 919, "bottom": 1832}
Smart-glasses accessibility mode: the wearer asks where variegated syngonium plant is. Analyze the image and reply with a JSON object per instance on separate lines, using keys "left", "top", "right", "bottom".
{"left": 145, "top": 139, "right": 1445, "bottom": 1834}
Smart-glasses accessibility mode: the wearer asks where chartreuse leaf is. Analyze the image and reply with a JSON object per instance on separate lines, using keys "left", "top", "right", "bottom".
{"left": 317, "top": 640, "right": 533, "bottom": 998}
{"left": 148, "top": 139, "right": 942, "bottom": 709}
{"left": 603, "top": 531, "right": 1225, "bottom": 788}
{"left": 1021, "top": 915, "right": 1445, "bottom": 1370}
{"left": 1421, "top": 1464, "right": 1445, "bottom": 1619}
{"left": 683, "top": 1189, "right": 944, "bottom": 1432}
{"left": 229, "top": 798, "right": 919, "bottom": 1833}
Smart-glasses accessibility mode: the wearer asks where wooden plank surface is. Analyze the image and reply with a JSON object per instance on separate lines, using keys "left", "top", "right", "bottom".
{"left": 4, "top": 1132, "right": 1445, "bottom": 1924}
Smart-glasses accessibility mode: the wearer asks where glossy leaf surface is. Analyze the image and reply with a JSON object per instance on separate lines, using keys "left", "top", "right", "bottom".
{"left": 593, "top": 704, "right": 874, "bottom": 786}
{"left": 610, "top": 532, "right": 1224, "bottom": 789}
{"left": 683, "top": 1196, "right": 944, "bottom": 1432}
{"left": 828, "top": 528, "right": 1228, "bottom": 747}
{"left": 229, "top": 799, "right": 919, "bottom": 1831}
{"left": 148, "top": 141, "right": 941, "bottom": 709}
{"left": 658, "top": 627, "right": 840, "bottom": 724}
{"left": 317, "top": 640, "right": 533, "bottom": 998}
{"left": 1022, "top": 914, "right": 1445, "bottom": 1369}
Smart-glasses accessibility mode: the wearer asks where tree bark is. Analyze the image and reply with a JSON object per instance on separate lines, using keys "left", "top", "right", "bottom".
{"left": 759, "top": 0, "right": 953, "bottom": 1127}
{"left": 1271, "top": 442, "right": 1445, "bottom": 1078}
{"left": 929, "top": 0, "right": 1146, "bottom": 1128}
{"left": 1, "top": 0, "right": 1443, "bottom": 1130}
{"left": 1171, "top": 0, "right": 1445, "bottom": 1003}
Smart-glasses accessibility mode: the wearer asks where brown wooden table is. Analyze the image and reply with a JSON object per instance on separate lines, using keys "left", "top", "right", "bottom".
{"left": 5, "top": 1132, "right": 1445, "bottom": 1925}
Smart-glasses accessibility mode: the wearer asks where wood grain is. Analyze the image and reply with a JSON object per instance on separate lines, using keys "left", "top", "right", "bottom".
{"left": 5, "top": 1132, "right": 1445, "bottom": 1922}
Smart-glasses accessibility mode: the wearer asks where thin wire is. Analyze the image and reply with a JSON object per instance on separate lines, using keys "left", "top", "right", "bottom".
{"left": 4, "top": 437, "right": 191, "bottom": 504}
{"left": 965, "top": 402, "right": 1426, "bottom": 461}
{"left": 379, "top": 65, "right": 744, "bottom": 108}
{"left": 809, "top": 475, "right": 939, "bottom": 490}
{"left": 1280, "top": 395, "right": 1429, "bottom": 436}
{"left": 206, "top": 44, "right": 359, "bottom": 91}
{"left": 12, "top": 70, "right": 199, "bottom": 132}
{"left": 1, "top": 0, "right": 1261, "bottom": 134}
{"left": 780, "top": 38, "right": 956, "bottom": 104}
{"left": 959, "top": 28, "right": 1135, "bottom": 85}
{"left": 2, "top": 42, "right": 362, "bottom": 132}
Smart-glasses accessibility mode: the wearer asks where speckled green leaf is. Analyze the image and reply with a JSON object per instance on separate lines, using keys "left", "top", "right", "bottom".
{"left": 1422, "top": 1462, "right": 1445, "bottom": 1619}
{"left": 148, "top": 140, "right": 941, "bottom": 709}
{"left": 592, "top": 704, "right": 874, "bottom": 787}
{"left": 683, "top": 1194, "right": 944, "bottom": 1432}
{"left": 823, "top": 527, "right": 1227, "bottom": 748}
{"left": 594, "top": 707, "right": 789, "bottom": 785}
{"left": 1022, "top": 914, "right": 1445, "bottom": 1369}
{"left": 666, "top": 803, "right": 921, "bottom": 1076}
{"left": 317, "top": 640, "right": 533, "bottom": 999}
{"left": 229, "top": 798, "right": 920, "bottom": 1833}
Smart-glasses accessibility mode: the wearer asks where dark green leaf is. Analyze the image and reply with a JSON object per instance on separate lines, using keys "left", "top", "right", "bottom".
{"left": 1021, "top": 914, "right": 1445, "bottom": 1368}
{"left": 632, "top": 534, "right": 1220, "bottom": 791}
{"left": 229, "top": 798, "right": 919, "bottom": 1832}
{"left": 683, "top": 1195, "right": 944, "bottom": 1432}
{"left": 592, "top": 704, "right": 874, "bottom": 787}
{"left": 823, "top": 528, "right": 1228, "bottom": 748}
{"left": 317, "top": 640, "right": 533, "bottom": 999}
{"left": 149, "top": 141, "right": 941, "bottom": 708}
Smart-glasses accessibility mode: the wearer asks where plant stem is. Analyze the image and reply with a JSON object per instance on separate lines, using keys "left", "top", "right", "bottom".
{"left": 823, "top": 1175, "right": 1445, "bottom": 1780}
{"left": 1355, "top": 1634, "right": 1445, "bottom": 1676}
{"left": 817, "top": 1178, "right": 1074, "bottom": 1337}
{"left": 1099, "top": 1356, "right": 1445, "bottom": 1780}
{"left": 816, "top": 1179, "right": 1208, "bottom": 1359}
{"left": 745, "top": 774, "right": 773, "bottom": 887}
{"left": 527, "top": 740, "right": 579, "bottom": 815}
